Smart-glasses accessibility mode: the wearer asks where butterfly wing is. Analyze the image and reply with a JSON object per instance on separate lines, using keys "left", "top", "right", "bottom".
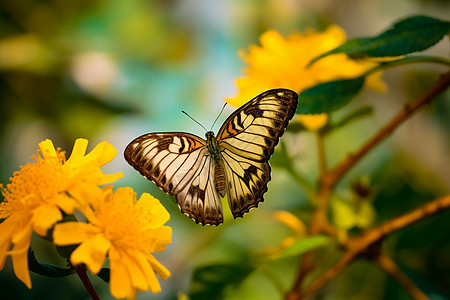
{"left": 124, "top": 133, "right": 224, "bottom": 225}
{"left": 217, "top": 88, "right": 298, "bottom": 218}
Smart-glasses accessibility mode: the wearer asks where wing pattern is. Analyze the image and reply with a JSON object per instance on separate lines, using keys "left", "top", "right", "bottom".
{"left": 217, "top": 89, "right": 298, "bottom": 218}
{"left": 124, "top": 132, "right": 223, "bottom": 224}
{"left": 124, "top": 88, "right": 298, "bottom": 225}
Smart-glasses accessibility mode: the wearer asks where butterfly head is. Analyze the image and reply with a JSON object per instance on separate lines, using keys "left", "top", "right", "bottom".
{"left": 205, "top": 131, "right": 215, "bottom": 140}
{"left": 205, "top": 131, "right": 221, "bottom": 160}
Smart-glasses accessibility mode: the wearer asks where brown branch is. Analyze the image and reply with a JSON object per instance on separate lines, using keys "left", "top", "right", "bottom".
{"left": 316, "top": 131, "right": 327, "bottom": 178}
{"left": 354, "top": 195, "right": 450, "bottom": 249}
{"left": 299, "top": 251, "right": 356, "bottom": 299}
{"left": 286, "top": 132, "right": 333, "bottom": 300}
{"left": 285, "top": 252, "right": 314, "bottom": 300}
{"left": 286, "top": 72, "right": 450, "bottom": 300}
{"left": 297, "top": 195, "right": 450, "bottom": 299}
{"left": 323, "top": 71, "right": 450, "bottom": 189}
{"left": 376, "top": 255, "right": 429, "bottom": 300}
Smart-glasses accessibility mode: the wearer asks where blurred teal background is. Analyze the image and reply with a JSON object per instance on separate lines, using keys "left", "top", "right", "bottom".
{"left": 1, "top": 0, "right": 449, "bottom": 299}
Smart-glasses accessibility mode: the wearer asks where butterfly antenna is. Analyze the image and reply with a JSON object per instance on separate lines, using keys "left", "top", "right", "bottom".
{"left": 210, "top": 102, "right": 227, "bottom": 131}
{"left": 182, "top": 111, "right": 208, "bottom": 132}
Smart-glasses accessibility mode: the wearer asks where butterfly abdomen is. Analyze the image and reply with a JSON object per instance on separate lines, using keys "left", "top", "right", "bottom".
{"left": 214, "top": 161, "right": 227, "bottom": 197}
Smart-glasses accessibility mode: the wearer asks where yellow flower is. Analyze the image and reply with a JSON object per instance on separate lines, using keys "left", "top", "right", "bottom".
{"left": 0, "top": 138, "right": 123, "bottom": 288}
{"left": 53, "top": 186, "right": 172, "bottom": 300}
{"left": 227, "top": 26, "right": 386, "bottom": 130}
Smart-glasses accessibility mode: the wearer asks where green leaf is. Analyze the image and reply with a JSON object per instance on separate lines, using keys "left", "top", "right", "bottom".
{"left": 310, "top": 15, "right": 450, "bottom": 64}
{"left": 331, "top": 197, "right": 376, "bottom": 230}
{"left": 286, "top": 120, "right": 307, "bottom": 133}
{"left": 323, "top": 106, "right": 373, "bottom": 133}
{"left": 97, "top": 268, "right": 110, "bottom": 283}
{"left": 331, "top": 199, "right": 357, "bottom": 230}
{"left": 189, "top": 263, "right": 255, "bottom": 300}
{"left": 297, "top": 77, "right": 365, "bottom": 114}
{"left": 28, "top": 249, "right": 74, "bottom": 278}
{"left": 274, "top": 235, "right": 331, "bottom": 259}
{"left": 355, "top": 201, "right": 377, "bottom": 229}
{"left": 55, "top": 244, "right": 79, "bottom": 260}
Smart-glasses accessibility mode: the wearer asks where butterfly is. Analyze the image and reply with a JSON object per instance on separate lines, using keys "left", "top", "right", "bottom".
{"left": 124, "top": 88, "right": 298, "bottom": 225}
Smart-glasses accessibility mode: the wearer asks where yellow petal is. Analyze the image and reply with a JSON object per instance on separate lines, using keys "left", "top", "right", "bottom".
{"left": 298, "top": 114, "right": 328, "bottom": 131}
{"left": 113, "top": 187, "right": 136, "bottom": 205}
{"left": 0, "top": 218, "right": 15, "bottom": 269}
{"left": 38, "top": 139, "right": 57, "bottom": 159}
{"left": 0, "top": 240, "right": 11, "bottom": 270}
{"left": 109, "top": 247, "right": 135, "bottom": 299}
{"left": 147, "top": 226, "right": 173, "bottom": 253}
{"left": 67, "top": 183, "right": 104, "bottom": 217}
{"left": 82, "top": 141, "right": 117, "bottom": 167}
{"left": 53, "top": 222, "right": 101, "bottom": 245}
{"left": 11, "top": 219, "right": 32, "bottom": 245}
{"left": 137, "top": 193, "right": 170, "bottom": 229}
{"left": 226, "top": 80, "right": 274, "bottom": 108}
{"left": 31, "top": 204, "right": 62, "bottom": 236}
{"left": 53, "top": 193, "right": 78, "bottom": 214}
{"left": 70, "top": 234, "right": 111, "bottom": 274}
{"left": 125, "top": 250, "right": 161, "bottom": 294}
{"left": 95, "top": 172, "right": 124, "bottom": 185}
{"left": 64, "top": 138, "right": 88, "bottom": 168}
{"left": 260, "top": 30, "right": 287, "bottom": 53}
{"left": 133, "top": 250, "right": 164, "bottom": 290}
{"left": 123, "top": 249, "right": 153, "bottom": 292}
{"left": 10, "top": 226, "right": 33, "bottom": 288}
{"left": 146, "top": 253, "right": 171, "bottom": 281}
{"left": 365, "top": 70, "right": 386, "bottom": 93}
{"left": 273, "top": 210, "right": 306, "bottom": 236}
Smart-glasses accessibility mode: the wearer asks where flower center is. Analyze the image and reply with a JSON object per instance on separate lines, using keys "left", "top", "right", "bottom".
{"left": 0, "top": 152, "right": 67, "bottom": 219}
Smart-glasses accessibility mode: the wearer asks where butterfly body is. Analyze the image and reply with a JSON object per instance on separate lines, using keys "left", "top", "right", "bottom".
{"left": 125, "top": 89, "right": 298, "bottom": 225}
{"left": 205, "top": 131, "right": 227, "bottom": 197}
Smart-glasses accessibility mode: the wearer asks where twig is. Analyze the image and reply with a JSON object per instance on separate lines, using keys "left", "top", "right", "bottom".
{"left": 376, "top": 255, "right": 429, "bottom": 300}
{"left": 285, "top": 131, "right": 331, "bottom": 300}
{"left": 316, "top": 131, "right": 327, "bottom": 178}
{"left": 299, "top": 251, "right": 356, "bottom": 299}
{"left": 75, "top": 265, "right": 100, "bottom": 300}
{"left": 298, "top": 195, "right": 450, "bottom": 299}
{"left": 354, "top": 195, "right": 450, "bottom": 249}
{"left": 323, "top": 71, "right": 450, "bottom": 189}
{"left": 287, "top": 72, "right": 450, "bottom": 300}
{"left": 285, "top": 252, "right": 314, "bottom": 300}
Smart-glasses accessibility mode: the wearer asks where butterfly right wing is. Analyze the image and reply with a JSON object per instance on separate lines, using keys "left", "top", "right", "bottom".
{"left": 124, "top": 132, "right": 224, "bottom": 225}
{"left": 217, "top": 89, "right": 298, "bottom": 218}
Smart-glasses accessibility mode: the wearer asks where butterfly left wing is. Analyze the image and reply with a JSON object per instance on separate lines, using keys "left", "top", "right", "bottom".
{"left": 124, "top": 133, "right": 224, "bottom": 225}
{"left": 217, "top": 88, "right": 298, "bottom": 218}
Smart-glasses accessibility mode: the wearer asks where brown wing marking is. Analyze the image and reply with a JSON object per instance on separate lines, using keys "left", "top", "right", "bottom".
{"left": 124, "top": 132, "right": 223, "bottom": 225}
{"left": 217, "top": 88, "right": 298, "bottom": 218}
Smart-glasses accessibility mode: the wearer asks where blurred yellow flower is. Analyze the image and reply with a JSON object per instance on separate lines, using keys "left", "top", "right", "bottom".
{"left": 53, "top": 186, "right": 172, "bottom": 299}
{"left": 261, "top": 211, "right": 306, "bottom": 258}
{"left": 297, "top": 114, "right": 329, "bottom": 131}
{"left": 227, "top": 26, "right": 386, "bottom": 130}
{"left": 0, "top": 138, "right": 123, "bottom": 288}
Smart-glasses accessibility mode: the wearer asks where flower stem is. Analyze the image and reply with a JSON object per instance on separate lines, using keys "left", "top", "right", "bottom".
{"left": 75, "top": 265, "right": 100, "bottom": 300}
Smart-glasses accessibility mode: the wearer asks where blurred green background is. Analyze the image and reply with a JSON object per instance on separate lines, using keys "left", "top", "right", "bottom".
{"left": 1, "top": 0, "right": 449, "bottom": 299}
